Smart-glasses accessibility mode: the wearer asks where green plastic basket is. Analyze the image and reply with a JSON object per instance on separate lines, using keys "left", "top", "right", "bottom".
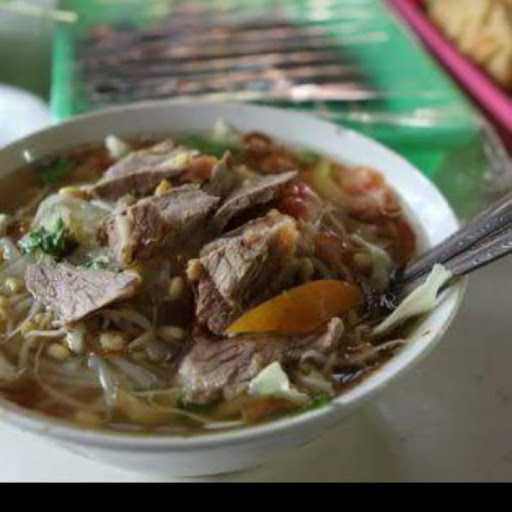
{"left": 50, "top": 0, "right": 489, "bottom": 216}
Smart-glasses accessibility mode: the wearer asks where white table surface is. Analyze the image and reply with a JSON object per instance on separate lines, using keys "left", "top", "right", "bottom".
{"left": 2, "top": 257, "right": 512, "bottom": 482}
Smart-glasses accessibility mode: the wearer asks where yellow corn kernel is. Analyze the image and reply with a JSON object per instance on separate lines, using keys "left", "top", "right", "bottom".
{"left": 4, "top": 278, "right": 22, "bottom": 295}
{"left": 186, "top": 258, "right": 203, "bottom": 282}
{"left": 99, "top": 331, "right": 127, "bottom": 352}
{"left": 59, "top": 186, "right": 90, "bottom": 200}
{"left": 157, "top": 325, "right": 186, "bottom": 343}
{"left": 154, "top": 179, "right": 173, "bottom": 196}
{"left": 168, "top": 276, "right": 184, "bottom": 301}
{"left": 47, "top": 343, "right": 71, "bottom": 361}
{"left": 173, "top": 152, "right": 193, "bottom": 168}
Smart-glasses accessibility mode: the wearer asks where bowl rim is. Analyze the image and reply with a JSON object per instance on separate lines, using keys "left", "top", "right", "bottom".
{"left": 0, "top": 100, "right": 465, "bottom": 451}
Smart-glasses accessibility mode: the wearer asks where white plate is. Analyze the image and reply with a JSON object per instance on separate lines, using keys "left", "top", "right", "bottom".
{"left": 0, "top": 102, "right": 465, "bottom": 476}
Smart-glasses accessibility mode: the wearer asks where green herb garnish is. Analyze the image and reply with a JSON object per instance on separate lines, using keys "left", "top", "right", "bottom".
{"left": 175, "top": 134, "right": 239, "bottom": 159}
{"left": 37, "top": 157, "right": 74, "bottom": 185}
{"left": 19, "top": 218, "right": 78, "bottom": 260}
{"left": 307, "top": 393, "right": 331, "bottom": 410}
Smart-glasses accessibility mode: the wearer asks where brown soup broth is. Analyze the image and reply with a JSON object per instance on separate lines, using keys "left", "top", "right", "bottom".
{"left": 0, "top": 130, "right": 416, "bottom": 434}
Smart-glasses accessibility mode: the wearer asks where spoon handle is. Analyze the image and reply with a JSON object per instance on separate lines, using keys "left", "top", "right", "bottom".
{"left": 442, "top": 223, "right": 512, "bottom": 278}
{"left": 402, "top": 190, "right": 512, "bottom": 284}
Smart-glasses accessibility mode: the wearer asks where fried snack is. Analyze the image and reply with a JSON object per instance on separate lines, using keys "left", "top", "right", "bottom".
{"left": 426, "top": 0, "right": 512, "bottom": 89}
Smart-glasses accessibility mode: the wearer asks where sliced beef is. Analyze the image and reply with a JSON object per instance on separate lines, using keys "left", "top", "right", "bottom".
{"left": 91, "top": 141, "right": 198, "bottom": 200}
{"left": 102, "top": 185, "right": 219, "bottom": 265}
{"left": 196, "top": 210, "right": 299, "bottom": 334}
{"left": 25, "top": 262, "right": 141, "bottom": 324}
{"left": 212, "top": 170, "right": 297, "bottom": 231}
{"left": 195, "top": 277, "right": 235, "bottom": 335}
{"left": 177, "top": 317, "right": 344, "bottom": 404}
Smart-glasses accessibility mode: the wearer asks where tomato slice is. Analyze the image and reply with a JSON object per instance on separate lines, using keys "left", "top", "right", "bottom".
{"left": 226, "top": 280, "right": 362, "bottom": 335}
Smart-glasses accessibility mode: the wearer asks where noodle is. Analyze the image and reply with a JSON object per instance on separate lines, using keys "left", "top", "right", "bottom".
{"left": 23, "top": 328, "right": 66, "bottom": 339}
{"left": 33, "top": 344, "right": 103, "bottom": 413}
{"left": 2, "top": 301, "right": 42, "bottom": 344}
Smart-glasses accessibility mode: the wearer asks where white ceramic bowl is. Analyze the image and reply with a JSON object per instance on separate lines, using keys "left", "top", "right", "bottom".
{"left": 0, "top": 102, "right": 464, "bottom": 477}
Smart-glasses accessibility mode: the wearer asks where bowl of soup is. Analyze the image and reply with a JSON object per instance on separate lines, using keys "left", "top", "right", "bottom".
{"left": 0, "top": 102, "right": 464, "bottom": 476}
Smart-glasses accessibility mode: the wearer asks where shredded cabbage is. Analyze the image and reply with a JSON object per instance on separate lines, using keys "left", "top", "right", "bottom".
{"left": 32, "top": 194, "right": 109, "bottom": 248}
{"left": 352, "top": 234, "right": 393, "bottom": 291}
{"left": 212, "top": 118, "right": 241, "bottom": 146}
{"left": 374, "top": 264, "right": 453, "bottom": 336}
{"left": 162, "top": 147, "right": 199, "bottom": 169}
{"left": 310, "top": 159, "right": 343, "bottom": 204}
{"left": 88, "top": 354, "right": 118, "bottom": 409}
{"left": 248, "top": 362, "right": 310, "bottom": 404}
{"left": 105, "top": 135, "right": 131, "bottom": 160}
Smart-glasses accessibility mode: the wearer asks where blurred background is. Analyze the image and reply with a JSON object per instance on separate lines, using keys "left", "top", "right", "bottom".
{"left": 2, "top": 0, "right": 512, "bottom": 482}
{"left": 1, "top": 0, "right": 511, "bottom": 218}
